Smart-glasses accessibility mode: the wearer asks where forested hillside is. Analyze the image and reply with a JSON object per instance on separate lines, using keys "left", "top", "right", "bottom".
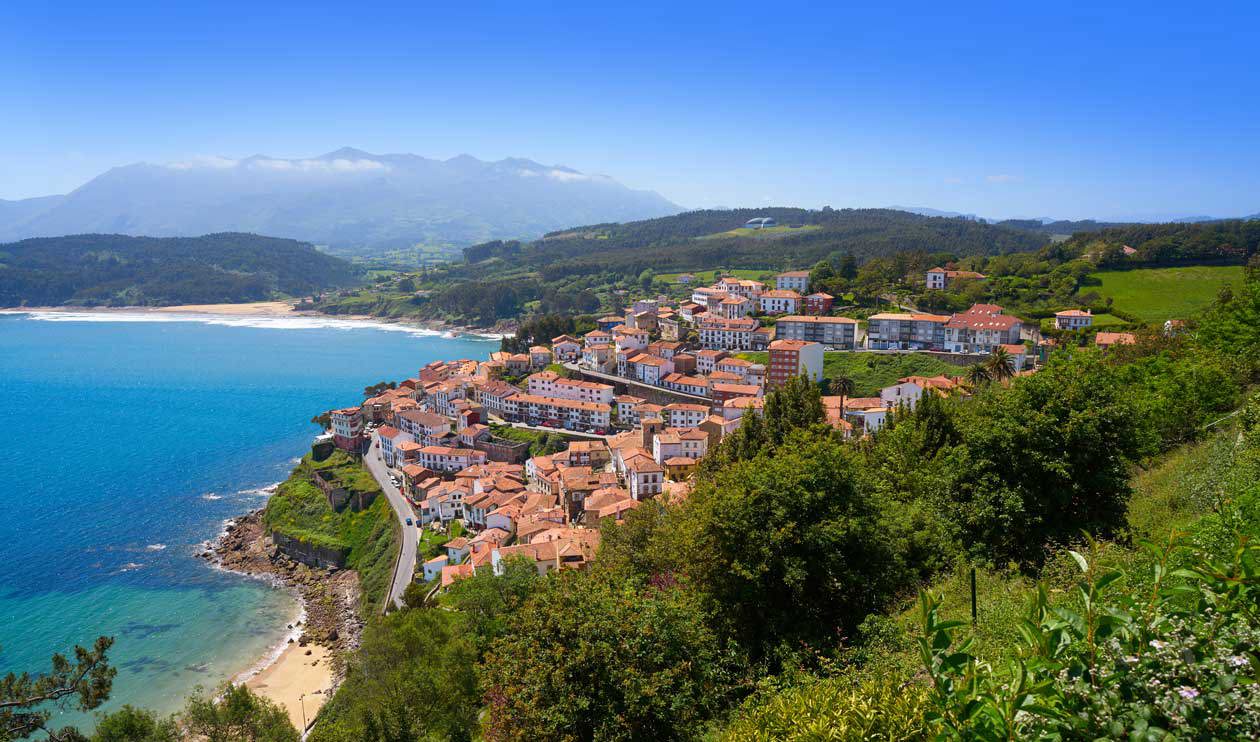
{"left": 486, "top": 208, "right": 1048, "bottom": 279}
{"left": 315, "top": 208, "right": 1049, "bottom": 326}
{"left": 0, "top": 232, "right": 359, "bottom": 307}
{"left": 1061, "top": 218, "right": 1260, "bottom": 266}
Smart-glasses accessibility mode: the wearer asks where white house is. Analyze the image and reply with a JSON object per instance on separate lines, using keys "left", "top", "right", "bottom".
{"left": 1054, "top": 309, "right": 1093, "bottom": 330}
{"left": 879, "top": 380, "right": 925, "bottom": 410}
{"left": 775, "top": 270, "right": 810, "bottom": 293}
{"left": 758, "top": 289, "right": 801, "bottom": 315}
{"left": 422, "top": 554, "right": 448, "bottom": 582}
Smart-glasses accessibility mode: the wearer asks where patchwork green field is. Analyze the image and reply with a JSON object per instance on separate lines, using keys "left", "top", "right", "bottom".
{"left": 1083, "top": 265, "right": 1243, "bottom": 322}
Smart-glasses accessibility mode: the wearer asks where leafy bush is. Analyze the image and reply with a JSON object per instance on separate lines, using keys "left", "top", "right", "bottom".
{"left": 917, "top": 537, "right": 1260, "bottom": 740}
{"left": 717, "top": 671, "right": 927, "bottom": 741}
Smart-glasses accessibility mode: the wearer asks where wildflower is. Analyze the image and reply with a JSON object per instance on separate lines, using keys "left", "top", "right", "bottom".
{"left": 1228, "top": 655, "right": 1250, "bottom": 669}
{"left": 1123, "top": 655, "right": 1139, "bottom": 665}
{"left": 1177, "top": 686, "right": 1199, "bottom": 700}
{"left": 1149, "top": 640, "right": 1168, "bottom": 650}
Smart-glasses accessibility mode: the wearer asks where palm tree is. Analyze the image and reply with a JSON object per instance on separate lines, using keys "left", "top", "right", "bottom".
{"left": 986, "top": 347, "right": 1016, "bottom": 382}
{"left": 965, "top": 363, "right": 992, "bottom": 390}
{"left": 828, "top": 375, "right": 856, "bottom": 415}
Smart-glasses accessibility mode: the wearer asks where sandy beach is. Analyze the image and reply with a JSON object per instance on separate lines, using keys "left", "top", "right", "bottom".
{"left": 152, "top": 300, "right": 301, "bottom": 316}
{"left": 246, "top": 641, "right": 334, "bottom": 732}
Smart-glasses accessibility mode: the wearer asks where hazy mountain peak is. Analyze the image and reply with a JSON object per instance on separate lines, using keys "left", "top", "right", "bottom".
{"left": 0, "top": 149, "right": 681, "bottom": 251}
{"left": 318, "top": 146, "right": 376, "bottom": 161}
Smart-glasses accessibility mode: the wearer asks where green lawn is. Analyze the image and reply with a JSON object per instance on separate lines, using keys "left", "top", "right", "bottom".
{"left": 1083, "top": 265, "right": 1243, "bottom": 323}
{"left": 658, "top": 268, "right": 774, "bottom": 284}
{"left": 737, "top": 351, "right": 960, "bottom": 397}
{"left": 697, "top": 224, "right": 822, "bottom": 240}
{"left": 1038, "top": 312, "right": 1128, "bottom": 332}
{"left": 419, "top": 520, "right": 464, "bottom": 560}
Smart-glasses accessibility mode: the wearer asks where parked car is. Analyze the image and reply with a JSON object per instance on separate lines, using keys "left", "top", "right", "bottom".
{"left": 405, "top": 517, "right": 413, "bottom": 526}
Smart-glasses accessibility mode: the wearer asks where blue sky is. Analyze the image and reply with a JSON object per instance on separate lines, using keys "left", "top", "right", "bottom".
{"left": 2, "top": 1, "right": 1258, "bottom": 220}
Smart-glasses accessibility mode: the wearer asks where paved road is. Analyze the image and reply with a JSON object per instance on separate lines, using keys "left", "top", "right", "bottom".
{"left": 366, "top": 433, "right": 417, "bottom": 611}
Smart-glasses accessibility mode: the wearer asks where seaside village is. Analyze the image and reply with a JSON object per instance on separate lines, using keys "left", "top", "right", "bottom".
{"left": 320, "top": 268, "right": 1128, "bottom": 592}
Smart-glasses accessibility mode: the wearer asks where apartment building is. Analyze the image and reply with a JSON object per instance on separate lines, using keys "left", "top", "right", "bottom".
{"left": 697, "top": 317, "right": 759, "bottom": 350}
{"left": 865, "top": 312, "right": 950, "bottom": 350}
{"left": 773, "top": 315, "right": 858, "bottom": 349}
{"left": 766, "top": 339, "right": 824, "bottom": 388}
{"left": 943, "top": 304, "right": 1023, "bottom": 353}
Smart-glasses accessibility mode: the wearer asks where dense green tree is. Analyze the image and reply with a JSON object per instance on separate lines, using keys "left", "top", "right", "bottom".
{"left": 594, "top": 500, "right": 676, "bottom": 580}
{"left": 964, "top": 363, "right": 991, "bottom": 389}
{"left": 307, "top": 609, "right": 479, "bottom": 742}
{"left": 701, "top": 374, "right": 831, "bottom": 473}
{"left": 762, "top": 374, "right": 826, "bottom": 445}
{"left": 181, "top": 684, "right": 298, "bottom": 742}
{"left": 670, "top": 433, "right": 911, "bottom": 663}
{"left": 443, "top": 556, "right": 542, "bottom": 653}
{"left": 984, "top": 347, "right": 1016, "bottom": 382}
{"left": 809, "top": 259, "right": 836, "bottom": 287}
{"left": 90, "top": 706, "right": 179, "bottom": 742}
{"left": 839, "top": 252, "right": 858, "bottom": 280}
{"left": 951, "top": 350, "right": 1155, "bottom": 561}
{"left": 479, "top": 570, "right": 735, "bottom": 742}
{"left": 0, "top": 636, "right": 115, "bottom": 742}
{"left": 1198, "top": 258, "right": 1260, "bottom": 363}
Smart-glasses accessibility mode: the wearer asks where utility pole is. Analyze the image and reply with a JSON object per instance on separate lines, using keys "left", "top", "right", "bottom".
{"left": 970, "top": 567, "right": 978, "bottom": 625}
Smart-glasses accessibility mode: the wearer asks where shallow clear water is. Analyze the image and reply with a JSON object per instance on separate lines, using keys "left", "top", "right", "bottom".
{"left": 0, "top": 311, "right": 495, "bottom": 726}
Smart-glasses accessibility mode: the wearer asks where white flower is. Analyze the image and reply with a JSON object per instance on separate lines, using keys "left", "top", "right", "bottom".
{"left": 1228, "top": 655, "right": 1250, "bottom": 668}
{"left": 1178, "top": 686, "right": 1200, "bottom": 700}
{"left": 1150, "top": 640, "right": 1168, "bottom": 650}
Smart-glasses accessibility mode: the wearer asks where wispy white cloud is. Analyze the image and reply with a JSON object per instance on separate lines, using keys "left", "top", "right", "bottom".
{"left": 985, "top": 174, "right": 1021, "bottom": 184}
{"left": 517, "top": 168, "right": 605, "bottom": 183}
{"left": 167, "top": 155, "right": 239, "bottom": 170}
{"left": 165, "top": 156, "right": 389, "bottom": 173}
{"left": 248, "top": 158, "right": 389, "bottom": 173}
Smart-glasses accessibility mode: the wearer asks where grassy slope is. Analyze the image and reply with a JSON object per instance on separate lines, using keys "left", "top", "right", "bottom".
{"left": 862, "top": 426, "right": 1235, "bottom": 676}
{"left": 696, "top": 225, "right": 823, "bottom": 240}
{"left": 737, "top": 351, "right": 959, "bottom": 397}
{"left": 263, "top": 451, "right": 400, "bottom": 614}
{"left": 1086, "top": 265, "right": 1244, "bottom": 322}
{"left": 657, "top": 268, "right": 774, "bottom": 283}
{"left": 715, "top": 424, "right": 1246, "bottom": 742}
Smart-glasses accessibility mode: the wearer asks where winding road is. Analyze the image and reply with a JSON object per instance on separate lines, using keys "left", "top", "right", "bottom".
{"left": 366, "top": 433, "right": 417, "bottom": 611}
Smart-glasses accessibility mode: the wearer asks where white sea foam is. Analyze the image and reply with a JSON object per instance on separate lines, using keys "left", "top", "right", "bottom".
{"left": 117, "top": 562, "right": 145, "bottom": 573}
{"left": 201, "top": 493, "right": 224, "bottom": 501}
{"left": 2, "top": 309, "right": 501, "bottom": 340}
{"left": 146, "top": 543, "right": 167, "bottom": 551}
{"left": 239, "top": 482, "right": 281, "bottom": 497}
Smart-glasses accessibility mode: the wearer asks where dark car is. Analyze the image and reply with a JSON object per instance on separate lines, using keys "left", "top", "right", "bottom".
{"left": 405, "top": 517, "right": 413, "bottom": 526}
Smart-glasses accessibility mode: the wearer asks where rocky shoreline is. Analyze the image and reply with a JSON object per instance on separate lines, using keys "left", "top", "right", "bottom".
{"left": 200, "top": 510, "right": 365, "bottom": 676}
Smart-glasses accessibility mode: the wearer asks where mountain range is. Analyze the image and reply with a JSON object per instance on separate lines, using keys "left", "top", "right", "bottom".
{"left": 0, "top": 149, "right": 681, "bottom": 251}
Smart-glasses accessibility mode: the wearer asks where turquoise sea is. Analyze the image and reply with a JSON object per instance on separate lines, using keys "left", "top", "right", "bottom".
{"left": 0, "top": 310, "right": 496, "bottom": 726}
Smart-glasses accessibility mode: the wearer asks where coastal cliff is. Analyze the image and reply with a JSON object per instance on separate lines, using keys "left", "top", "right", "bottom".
{"left": 204, "top": 510, "right": 365, "bottom": 661}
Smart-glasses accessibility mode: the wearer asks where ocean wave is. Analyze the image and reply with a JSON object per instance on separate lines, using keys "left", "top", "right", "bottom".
{"left": 146, "top": 543, "right": 167, "bottom": 551}
{"left": 239, "top": 482, "right": 281, "bottom": 497}
{"left": 4, "top": 309, "right": 498, "bottom": 341}
{"left": 201, "top": 493, "right": 224, "bottom": 501}
{"left": 116, "top": 562, "right": 145, "bottom": 573}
